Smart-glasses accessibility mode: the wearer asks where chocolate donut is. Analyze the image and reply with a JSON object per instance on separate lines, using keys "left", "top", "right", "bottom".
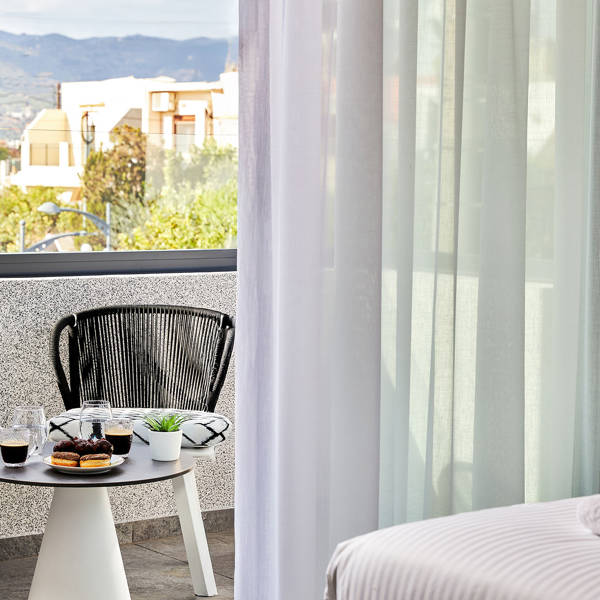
{"left": 95, "top": 439, "right": 113, "bottom": 455}
{"left": 74, "top": 440, "right": 95, "bottom": 456}
{"left": 53, "top": 440, "right": 76, "bottom": 452}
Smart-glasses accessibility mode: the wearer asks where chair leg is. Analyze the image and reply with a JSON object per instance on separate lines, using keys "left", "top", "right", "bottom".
{"left": 172, "top": 471, "right": 218, "bottom": 597}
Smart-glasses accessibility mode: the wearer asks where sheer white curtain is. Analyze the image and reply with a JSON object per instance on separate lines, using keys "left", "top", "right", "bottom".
{"left": 237, "top": 0, "right": 382, "bottom": 598}
{"left": 238, "top": 0, "right": 600, "bottom": 595}
{"left": 380, "top": 0, "right": 599, "bottom": 526}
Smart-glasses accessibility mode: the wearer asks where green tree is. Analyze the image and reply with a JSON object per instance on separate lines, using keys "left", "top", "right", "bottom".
{"left": 117, "top": 177, "right": 237, "bottom": 250}
{"left": 0, "top": 147, "right": 10, "bottom": 161}
{"left": 0, "top": 186, "right": 85, "bottom": 252}
{"left": 80, "top": 125, "right": 146, "bottom": 209}
{"left": 152, "top": 139, "right": 238, "bottom": 198}
{"left": 80, "top": 125, "right": 148, "bottom": 241}
{"left": 116, "top": 139, "right": 238, "bottom": 250}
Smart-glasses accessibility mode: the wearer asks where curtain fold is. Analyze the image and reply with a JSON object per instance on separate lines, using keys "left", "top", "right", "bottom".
{"left": 380, "top": 0, "right": 418, "bottom": 526}
{"left": 539, "top": 0, "right": 587, "bottom": 500}
{"left": 236, "top": 0, "right": 274, "bottom": 595}
{"left": 574, "top": 0, "right": 600, "bottom": 496}
{"left": 237, "top": 0, "right": 382, "bottom": 598}
{"left": 469, "top": 0, "right": 530, "bottom": 510}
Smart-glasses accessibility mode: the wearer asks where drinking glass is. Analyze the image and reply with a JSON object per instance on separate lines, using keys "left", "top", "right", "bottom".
{"left": 0, "top": 428, "right": 33, "bottom": 467}
{"left": 12, "top": 406, "right": 47, "bottom": 456}
{"left": 79, "top": 400, "right": 113, "bottom": 441}
{"left": 104, "top": 419, "right": 134, "bottom": 457}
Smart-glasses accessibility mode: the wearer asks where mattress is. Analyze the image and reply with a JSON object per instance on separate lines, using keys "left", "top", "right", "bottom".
{"left": 325, "top": 497, "right": 600, "bottom": 600}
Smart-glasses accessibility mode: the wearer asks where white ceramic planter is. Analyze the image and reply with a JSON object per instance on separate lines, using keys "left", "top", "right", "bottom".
{"left": 149, "top": 430, "right": 183, "bottom": 461}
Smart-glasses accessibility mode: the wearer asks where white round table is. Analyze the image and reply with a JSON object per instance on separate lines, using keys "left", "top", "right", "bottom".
{"left": 0, "top": 443, "right": 218, "bottom": 600}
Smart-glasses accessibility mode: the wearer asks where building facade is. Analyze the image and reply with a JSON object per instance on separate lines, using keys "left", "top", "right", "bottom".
{"left": 8, "top": 71, "right": 238, "bottom": 193}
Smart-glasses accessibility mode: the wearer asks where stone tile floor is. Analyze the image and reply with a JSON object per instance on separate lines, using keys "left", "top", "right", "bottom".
{"left": 0, "top": 529, "right": 234, "bottom": 599}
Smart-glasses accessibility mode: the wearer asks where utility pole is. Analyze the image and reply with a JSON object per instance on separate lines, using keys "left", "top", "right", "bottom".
{"left": 105, "top": 203, "right": 111, "bottom": 251}
{"left": 19, "top": 220, "right": 25, "bottom": 252}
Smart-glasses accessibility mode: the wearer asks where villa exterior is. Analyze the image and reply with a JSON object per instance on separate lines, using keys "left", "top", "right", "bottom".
{"left": 8, "top": 71, "right": 238, "bottom": 193}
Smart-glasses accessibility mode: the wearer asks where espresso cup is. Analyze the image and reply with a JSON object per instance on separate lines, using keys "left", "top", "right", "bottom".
{"left": 104, "top": 419, "right": 134, "bottom": 457}
{"left": 0, "top": 428, "right": 32, "bottom": 468}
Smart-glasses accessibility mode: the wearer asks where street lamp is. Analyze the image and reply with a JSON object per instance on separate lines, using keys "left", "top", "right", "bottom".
{"left": 81, "top": 111, "right": 96, "bottom": 162}
{"left": 24, "top": 230, "right": 91, "bottom": 253}
{"left": 38, "top": 201, "right": 111, "bottom": 250}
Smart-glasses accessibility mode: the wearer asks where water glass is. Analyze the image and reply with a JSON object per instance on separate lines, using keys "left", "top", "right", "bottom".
{"left": 79, "top": 400, "right": 113, "bottom": 440}
{"left": 12, "top": 406, "right": 47, "bottom": 456}
{"left": 0, "top": 428, "right": 33, "bottom": 467}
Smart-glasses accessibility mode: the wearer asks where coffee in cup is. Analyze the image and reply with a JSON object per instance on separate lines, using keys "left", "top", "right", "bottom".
{"left": 105, "top": 419, "right": 134, "bottom": 457}
{"left": 0, "top": 428, "right": 32, "bottom": 468}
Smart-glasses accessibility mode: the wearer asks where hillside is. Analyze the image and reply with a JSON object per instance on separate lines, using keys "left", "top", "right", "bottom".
{"left": 0, "top": 31, "right": 237, "bottom": 141}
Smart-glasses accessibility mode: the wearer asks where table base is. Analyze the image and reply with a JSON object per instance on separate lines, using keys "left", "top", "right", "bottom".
{"left": 28, "top": 487, "right": 130, "bottom": 600}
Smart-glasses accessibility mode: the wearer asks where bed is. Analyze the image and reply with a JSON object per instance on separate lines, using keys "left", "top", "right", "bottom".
{"left": 325, "top": 497, "right": 600, "bottom": 600}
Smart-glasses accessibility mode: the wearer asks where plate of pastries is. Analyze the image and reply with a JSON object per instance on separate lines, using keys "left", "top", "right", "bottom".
{"left": 43, "top": 438, "right": 124, "bottom": 474}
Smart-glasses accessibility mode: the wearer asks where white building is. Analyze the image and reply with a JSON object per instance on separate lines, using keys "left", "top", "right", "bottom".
{"left": 10, "top": 71, "right": 238, "bottom": 193}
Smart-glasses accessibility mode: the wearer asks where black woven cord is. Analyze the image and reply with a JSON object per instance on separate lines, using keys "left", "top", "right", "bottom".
{"left": 49, "top": 314, "right": 78, "bottom": 410}
{"left": 49, "top": 305, "right": 235, "bottom": 413}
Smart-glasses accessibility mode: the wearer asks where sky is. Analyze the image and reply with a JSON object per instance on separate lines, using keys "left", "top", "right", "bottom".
{"left": 0, "top": 0, "right": 238, "bottom": 40}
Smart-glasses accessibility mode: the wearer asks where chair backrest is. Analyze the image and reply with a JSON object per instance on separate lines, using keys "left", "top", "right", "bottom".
{"left": 50, "top": 305, "right": 235, "bottom": 412}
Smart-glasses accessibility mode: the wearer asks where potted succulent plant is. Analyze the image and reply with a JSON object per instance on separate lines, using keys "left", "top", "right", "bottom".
{"left": 143, "top": 414, "right": 186, "bottom": 461}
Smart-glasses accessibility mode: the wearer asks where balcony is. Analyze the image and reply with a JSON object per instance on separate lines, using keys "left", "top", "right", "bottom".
{"left": 0, "top": 270, "right": 236, "bottom": 598}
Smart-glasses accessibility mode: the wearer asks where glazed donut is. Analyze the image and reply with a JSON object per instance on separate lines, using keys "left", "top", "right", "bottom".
{"left": 79, "top": 453, "right": 111, "bottom": 468}
{"left": 51, "top": 452, "right": 80, "bottom": 467}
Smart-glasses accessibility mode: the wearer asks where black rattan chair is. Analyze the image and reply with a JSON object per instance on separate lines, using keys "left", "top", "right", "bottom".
{"left": 50, "top": 305, "right": 235, "bottom": 412}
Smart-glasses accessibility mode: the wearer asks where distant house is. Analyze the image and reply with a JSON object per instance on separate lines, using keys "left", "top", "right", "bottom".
{"left": 145, "top": 71, "right": 239, "bottom": 153}
{"left": 9, "top": 71, "right": 238, "bottom": 194}
{"left": 11, "top": 108, "right": 79, "bottom": 191}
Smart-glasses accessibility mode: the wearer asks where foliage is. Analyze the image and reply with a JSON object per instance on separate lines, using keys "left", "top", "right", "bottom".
{"left": 80, "top": 125, "right": 147, "bottom": 215}
{"left": 143, "top": 414, "right": 187, "bottom": 432}
{"left": 116, "top": 138, "right": 237, "bottom": 250}
{"left": 146, "top": 138, "right": 237, "bottom": 197}
{"left": 0, "top": 186, "right": 86, "bottom": 252}
{"left": 117, "top": 176, "right": 237, "bottom": 251}
{"left": 0, "top": 133, "right": 238, "bottom": 253}
{"left": 0, "top": 147, "right": 10, "bottom": 161}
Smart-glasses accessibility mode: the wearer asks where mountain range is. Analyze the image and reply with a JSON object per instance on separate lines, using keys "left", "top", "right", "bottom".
{"left": 0, "top": 30, "right": 237, "bottom": 142}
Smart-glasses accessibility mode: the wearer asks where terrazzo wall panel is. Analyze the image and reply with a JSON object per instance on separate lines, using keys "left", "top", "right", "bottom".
{"left": 0, "top": 271, "right": 236, "bottom": 538}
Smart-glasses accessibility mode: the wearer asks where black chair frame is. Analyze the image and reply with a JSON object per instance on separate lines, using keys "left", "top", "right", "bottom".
{"left": 50, "top": 304, "right": 235, "bottom": 413}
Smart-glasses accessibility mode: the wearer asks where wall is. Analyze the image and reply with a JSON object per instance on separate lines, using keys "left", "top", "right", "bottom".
{"left": 0, "top": 271, "right": 236, "bottom": 538}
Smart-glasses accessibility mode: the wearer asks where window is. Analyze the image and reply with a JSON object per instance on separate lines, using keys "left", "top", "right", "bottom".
{"left": 174, "top": 118, "right": 197, "bottom": 155}
{"left": 0, "top": 1, "right": 238, "bottom": 275}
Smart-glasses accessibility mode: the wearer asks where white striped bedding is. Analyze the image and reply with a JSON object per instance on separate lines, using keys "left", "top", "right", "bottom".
{"left": 325, "top": 497, "right": 600, "bottom": 600}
